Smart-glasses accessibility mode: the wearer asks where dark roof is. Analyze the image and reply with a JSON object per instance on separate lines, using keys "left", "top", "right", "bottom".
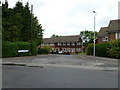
{"left": 108, "top": 19, "right": 120, "bottom": 33}
{"left": 98, "top": 27, "right": 109, "bottom": 37}
{"left": 43, "top": 35, "right": 81, "bottom": 44}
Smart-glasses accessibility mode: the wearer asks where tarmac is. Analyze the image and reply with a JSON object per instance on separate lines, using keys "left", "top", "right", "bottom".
{"left": 2, "top": 54, "right": 119, "bottom": 71}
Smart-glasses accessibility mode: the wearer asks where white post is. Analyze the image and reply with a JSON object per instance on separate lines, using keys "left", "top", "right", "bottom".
{"left": 93, "top": 11, "right": 97, "bottom": 56}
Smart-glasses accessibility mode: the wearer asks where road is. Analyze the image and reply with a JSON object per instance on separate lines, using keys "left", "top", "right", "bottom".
{"left": 2, "top": 54, "right": 118, "bottom": 88}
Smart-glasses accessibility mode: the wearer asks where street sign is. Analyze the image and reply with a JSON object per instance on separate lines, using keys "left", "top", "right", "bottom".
{"left": 18, "top": 50, "right": 29, "bottom": 53}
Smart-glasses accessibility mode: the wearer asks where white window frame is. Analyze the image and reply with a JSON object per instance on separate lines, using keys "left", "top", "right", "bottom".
{"left": 103, "top": 36, "right": 108, "bottom": 41}
{"left": 50, "top": 44, "right": 54, "bottom": 46}
{"left": 72, "top": 43, "right": 75, "bottom": 46}
{"left": 63, "top": 43, "right": 66, "bottom": 46}
{"left": 67, "top": 43, "right": 70, "bottom": 46}
{"left": 58, "top": 43, "right": 61, "bottom": 46}
{"left": 116, "top": 32, "right": 120, "bottom": 39}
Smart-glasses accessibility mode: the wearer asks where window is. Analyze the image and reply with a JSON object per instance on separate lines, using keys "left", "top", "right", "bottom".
{"left": 72, "top": 43, "right": 75, "bottom": 46}
{"left": 41, "top": 44, "right": 44, "bottom": 46}
{"left": 63, "top": 43, "right": 66, "bottom": 46}
{"left": 72, "top": 48, "right": 75, "bottom": 52}
{"left": 103, "top": 36, "right": 108, "bottom": 41}
{"left": 67, "top": 43, "right": 70, "bottom": 46}
{"left": 77, "top": 42, "right": 81, "bottom": 45}
{"left": 58, "top": 43, "right": 61, "bottom": 46}
{"left": 116, "top": 32, "right": 120, "bottom": 39}
{"left": 50, "top": 44, "right": 54, "bottom": 46}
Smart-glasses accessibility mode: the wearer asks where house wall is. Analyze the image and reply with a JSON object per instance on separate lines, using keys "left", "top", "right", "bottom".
{"left": 40, "top": 43, "right": 82, "bottom": 54}
{"left": 98, "top": 37, "right": 103, "bottom": 43}
{"left": 109, "top": 33, "right": 116, "bottom": 41}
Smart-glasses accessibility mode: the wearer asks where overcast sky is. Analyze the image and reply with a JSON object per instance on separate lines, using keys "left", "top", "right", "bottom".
{"left": 6, "top": 0, "right": 119, "bottom": 38}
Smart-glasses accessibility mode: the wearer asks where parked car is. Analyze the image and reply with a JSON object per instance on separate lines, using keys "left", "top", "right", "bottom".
{"left": 58, "top": 51, "right": 64, "bottom": 54}
{"left": 64, "top": 51, "right": 70, "bottom": 55}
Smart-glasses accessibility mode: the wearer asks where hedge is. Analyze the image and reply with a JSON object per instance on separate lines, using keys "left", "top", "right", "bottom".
{"left": 95, "top": 43, "right": 109, "bottom": 57}
{"left": 2, "top": 41, "right": 18, "bottom": 58}
{"left": 30, "top": 41, "right": 37, "bottom": 56}
{"left": 107, "top": 39, "right": 120, "bottom": 59}
{"left": 16, "top": 41, "right": 31, "bottom": 56}
{"left": 86, "top": 43, "right": 109, "bottom": 57}
{"left": 86, "top": 44, "right": 93, "bottom": 55}
{"left": 2, "top": 41, "right": 37, "bottom": 58}
{"left": 38, "top": 46, "right": 50, "bottom": 54}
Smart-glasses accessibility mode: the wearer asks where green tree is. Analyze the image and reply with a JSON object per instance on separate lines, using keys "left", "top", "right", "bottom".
{"left": 2, "top": 1, "right": 44, "bottom": 44}
{"left": 51, "top": 34, "right": 60, "bottom": 38}
{"left": 80, "top": 30, "right": 98, "bottom": 44}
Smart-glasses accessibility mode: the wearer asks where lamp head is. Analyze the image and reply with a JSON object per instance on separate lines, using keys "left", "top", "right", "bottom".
{"left": 93, "top": 11, "right": 96, "bottom": 13}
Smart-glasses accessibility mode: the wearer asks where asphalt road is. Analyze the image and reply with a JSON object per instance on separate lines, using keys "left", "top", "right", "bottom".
{"left": 2, "top": 54, "right": 118, "bottom": 88}
{"left": 3, "top": 65, "right": 118, "bottom": 88}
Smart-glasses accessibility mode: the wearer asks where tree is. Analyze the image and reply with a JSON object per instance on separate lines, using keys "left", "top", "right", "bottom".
{"left": 80, "top": 30, "right": 98, "bottom": 44}
{"left": 2, "top": 1, "right": 44, "bottom": 44}
{"left": 51, "top": 34, "right": 60, "bottom": 38}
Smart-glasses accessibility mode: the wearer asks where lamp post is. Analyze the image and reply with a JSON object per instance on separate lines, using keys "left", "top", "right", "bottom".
{"left": 93, "top": 11, "right": 97, "bottom": 56}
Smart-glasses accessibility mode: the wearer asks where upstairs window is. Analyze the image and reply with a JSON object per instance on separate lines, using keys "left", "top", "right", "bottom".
{"left": 72, "top": 43, "right": 75, "bottom": 46}
{"left": 58, "top": 43, "right": 61, "bottom": 46}
{"left": 63, "top": 43, "right": 66, "bottom": 46}
{"left": 116, "top": 32, "right": 120, "bottom": 39}
{"left": 67, "top": 43, "right": 70, "bottom": 46}
{"left": 103, "top": 36, "right": 108, "bottom": 41}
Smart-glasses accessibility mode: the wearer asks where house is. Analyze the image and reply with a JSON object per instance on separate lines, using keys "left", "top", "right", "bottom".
{"left": 98, "top": 19, "right": 120, "bottom": 43}
{"left": 107, "top": 19, "right": 120, "bottom": 41}
{"left": 98, "top": 27, "right": 109, "bottom": 43}
{"left": 40, "top": 35, "right": 83, "bottom": 54}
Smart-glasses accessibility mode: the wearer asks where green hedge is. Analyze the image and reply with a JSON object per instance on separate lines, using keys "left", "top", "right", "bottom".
{"left": 95, "top": 43, "right": 109, "bottom": 57}
{"left": 86, "top": 43, "right": 109, "bottom": 57}
{"left": 16, "top": 41, "right": 31, "bottom": 56}
{"left": 86, "top": 44, "right": 93, "bottom": 55}
{"left": 107, "top": 39, "right": 120, "bottom": 59}
{"left": 30, "top": 41, "right": 37, "bottom": 56}
{"left": 2, "top": 41, "right": 37, "bottom": 58}
{"left": 2, "top": 41, "right": 18, "bottom": 58}
{"left": 38, "top": 46, "right": 50, "bottom": 54}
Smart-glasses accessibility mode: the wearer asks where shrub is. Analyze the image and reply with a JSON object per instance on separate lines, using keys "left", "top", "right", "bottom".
{"left": 38, "top": 46, "right": 50, "bottom": 54}
{"left": 30, "top": 41, "right": 37, "bottom": 56}
{"left": 86, "top": 44, "right": 93, "bottom": 55}
{"left": 95, "top": 43, "right": 109, "bottom": 57}
{"left": 107, "top": 39, "right": 120, "bottom": 59}
{"left": 2, "top": 41, "right": 18, "bottom": 58}
{"left": 86, "top": 43, "right": 109, "bottom": 57}
{"left": 16, "top": 41, "right": 31, "bottom": 56}
{"left": 2, "top": 41, "right": 37, "bottom": 58}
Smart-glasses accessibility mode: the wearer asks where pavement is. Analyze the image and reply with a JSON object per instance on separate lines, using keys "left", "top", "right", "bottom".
{"left": 2, "top": 54, "right": 119, "bottom": 71}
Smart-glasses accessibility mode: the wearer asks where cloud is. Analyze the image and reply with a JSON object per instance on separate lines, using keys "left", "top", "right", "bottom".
{"left": 7, "top": 0, "right": 119, "bottom": 38}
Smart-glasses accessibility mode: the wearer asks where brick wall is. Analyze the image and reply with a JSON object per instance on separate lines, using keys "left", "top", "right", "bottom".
{"left": 98, "top": 37, "right": 103, "bottom": 43}
{"left": 109, "top": 33, "right": 116, "bottom": 41}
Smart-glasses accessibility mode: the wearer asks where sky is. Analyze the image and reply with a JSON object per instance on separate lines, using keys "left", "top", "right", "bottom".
{"left": 4, "top": 0, "right": 120, "bottom": 38}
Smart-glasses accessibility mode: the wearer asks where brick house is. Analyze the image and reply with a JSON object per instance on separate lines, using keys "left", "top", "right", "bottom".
{"left": 40, "top": 35, "right": 83, "bottom": 54}
{"left": 98, "top": 19, "right": 120, "bottom": 43}
{"left": 98, "top": 27, "right": 109, "bottom": 43}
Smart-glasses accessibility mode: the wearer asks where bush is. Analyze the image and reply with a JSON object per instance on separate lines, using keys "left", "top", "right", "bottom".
{"left": 2, "top": 41, "right": 18, "bottom": 58}
{"left": 107, "top": 39, "right": 120, "bottom": 59}
{"left": 2, "top": 41, "right": 37, "bottom": 58}
{"left": 86, "top": 43, "right": 109, "bottom": 57}
{"left": 38, "top": 46, "right": 50, "bottom": 54}
{"left": 86, "top": 44, "right": 93, "bottom": 55}
{"left": 95, "top": 43, "right": 109, "bottom": 57}
{"left": 30, "top": 41, "right": 37, "bottom": 56}
{"left": 16, "top": 41, "right": 31, "bottom": 56}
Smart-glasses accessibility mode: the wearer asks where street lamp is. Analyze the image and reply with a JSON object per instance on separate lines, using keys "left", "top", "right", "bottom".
{"left": 93, "top": 11, "right": 97, "bottom": 56}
